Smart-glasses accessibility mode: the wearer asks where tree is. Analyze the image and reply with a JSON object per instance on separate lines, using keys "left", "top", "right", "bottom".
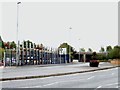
{"left": 97, "top": 54, "right": 107, "bottom": 60}
{"left": 0, "top": 48, "right": 4, "bottom": 62}
{"left": 4, "top": 42, "right": 9, "bottom": 49}
{"left": 39, "top": 44, "right": 44, "bottom": 50}
{"left": 112, "top": 46, "right": 120, "bottom": 59}
{"left": 10, "top": 41, "right": 16, "bottom": 49}
{"left": 36, "top": 44, "right": 40, "bottom": 49}
{"left": 22, "top": 40, "right": 34, "bottom": 48}
{"left": 92, "top": 52, "right": 97, "bottom": 59}
{"left": 1, "top": 41, "right": 5, "bottom": 48}
{"left": 100, "top": 47, "right": 105, "bottom": 52}
{"left": 108, "top": 45, "right": 120, "bottom": 59}
{"left": 80, "top": 48, "right": 85, "bottom": 52}
{"left": 59, "top": 43, "right": 69, "bottom": 54}
{"left": 88, "top": 48, "right": 93, "bottom": 52}
{"left": 58, "top": 42, "right": 75, "bottom": 61}
{"left": 106, "top": 45, "right": 112, "bottom": 52}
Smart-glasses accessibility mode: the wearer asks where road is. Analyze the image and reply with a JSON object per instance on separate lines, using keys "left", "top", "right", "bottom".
{"left": 1, "top": 62, "right": 116, "bottom": 79}
{"left": 1, "top": 67, "right": 119, "bottom": 89}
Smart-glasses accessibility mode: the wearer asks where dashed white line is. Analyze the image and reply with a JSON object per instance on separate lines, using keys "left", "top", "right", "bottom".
{"left": 112, "top": 73, "right": 115, "bottom": 75}
{"left": 21, "top": 85, "right": 42, "bottom": 88}
{"left": 22, "top": 82, "right": 59, "bottom": 88}
{"left": 105, "top": 83, "right": 118, "bottom": 86}
{"left": 95, "top": 83, "right": 118, "bottom": 90}
{"left": 40, "top": 77, "right": 53, "bottom": 80}
{"left": 43, "top": 82, "right": 58, "bottom": 87}
{"left": 97, "top": 86, "right": 102, "bottom": 88}
{"left": 87, "top": 76, "right": 95, "bottom": 80}
{"left": 94, "top": 86, "right": 102, "bottom": 90}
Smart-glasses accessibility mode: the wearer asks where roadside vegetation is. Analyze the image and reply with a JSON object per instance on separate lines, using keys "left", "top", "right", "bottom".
{"left": 96, "top": 45, "right": 120, "bottom": 62}
{"left": 0, "top": 37, "right": 120, "bottom": 63}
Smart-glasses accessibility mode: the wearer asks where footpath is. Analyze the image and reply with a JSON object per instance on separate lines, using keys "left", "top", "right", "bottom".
{"left": 0, "top": 62, "right": 118, "bottom": 81}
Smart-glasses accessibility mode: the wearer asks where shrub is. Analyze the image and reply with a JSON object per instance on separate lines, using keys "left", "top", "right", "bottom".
{"left": 0, "top": 48, "right": 4, "bottom": 61}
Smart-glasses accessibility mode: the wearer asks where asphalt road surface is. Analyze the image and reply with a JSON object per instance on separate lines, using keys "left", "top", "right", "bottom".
{"left": 1, "top": 67, "right": 119, "bottom": 89}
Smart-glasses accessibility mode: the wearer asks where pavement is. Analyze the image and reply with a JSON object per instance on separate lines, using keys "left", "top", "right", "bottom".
{"left": 0, "top": 61, "right": 118, "bottom": 81}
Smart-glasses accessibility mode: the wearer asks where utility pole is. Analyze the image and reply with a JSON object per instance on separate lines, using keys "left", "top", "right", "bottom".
{"left": 16, "top": 2, "right": 21, "bottom": 66}
{"left": 78, "top": 38, "right": 81, "bottom": 62}
{"left": 68, "top": 27, "right": 72, "bottom": 63}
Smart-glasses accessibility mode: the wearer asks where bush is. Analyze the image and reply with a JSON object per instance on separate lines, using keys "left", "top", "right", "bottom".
{"left": 96, "top": 54, "right": 107, "bottom": 60}
{"left": 108, "top": 46, "right": 120, "bottom": 59}
{"left": 0, "top": 48, "right": 4, "bottom": 61}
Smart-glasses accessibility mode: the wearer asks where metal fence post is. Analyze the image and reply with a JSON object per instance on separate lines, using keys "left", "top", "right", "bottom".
{"left": 38, "top": 49, "right": 40, "bottom": 65}
{"left": 22, "top": 41, "right": 24, "bottom": 65}
{"left": 44, "top": 47, "right": 46, "bottom": 64}
{"left": 29, "top": 43, "right": 31, "bottom": 65}
{"left": 10, "top": 49, "right": 12, "bottom": 66}
{"left": 25, "top": 41, "right": 28, "bottom": 65}
{"left": 51, "top": 47, "right": 52, "bottom": 64}
{"left": 4, "top": 51, "right": 6, "bottom": 67}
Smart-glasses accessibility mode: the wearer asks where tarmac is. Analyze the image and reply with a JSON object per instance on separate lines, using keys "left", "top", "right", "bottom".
{"left": 0, "top": 61, "right": 118, "bottom": 81}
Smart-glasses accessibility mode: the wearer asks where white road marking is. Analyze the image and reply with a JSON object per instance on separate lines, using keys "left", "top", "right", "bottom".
{"left": 116, "top": 85, "right": 120, "bottom": 88}
{"left": 112, "top": 73, "right": 115, "bottom": 75}
{"left": 96, "top": 83, "right": 118, "bottom": 89}
{"left": 43, "top": 82, "right": 58, "bottom": 87}
{"left": 94, "top": 86, "right": 102, "bottom": 90}
{"left": 40, "top": 77, "right": 53, "bottom": 80}
{"left": 105, "top": 83, "right": 118, "bottom": 86}
{"left": 58, "top": 78, "right": 86, "bottom": 83}
{"left": 97, "top": 86, "right": 102, "bottom": 88}
{"left": 22, "top": 82, "right": 59, "bottom": 88}
{"left": 95, "top": 83, "right": 118, "bottom": 90}
{"left": 30, "top": 85, "right": 42, "bottom": 88}
{"left": 21, "top": 85, "right": 42, "bottom": 88}
{"left": 87, "top": 76, "right": 95, "bottom": 80}
{"left": 21, "top": 87, "right": 29, "bottom": 88}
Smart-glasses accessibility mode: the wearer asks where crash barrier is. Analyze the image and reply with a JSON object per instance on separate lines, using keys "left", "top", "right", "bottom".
{"left": 3, "top": 48, "right": 69, "bottom": 66}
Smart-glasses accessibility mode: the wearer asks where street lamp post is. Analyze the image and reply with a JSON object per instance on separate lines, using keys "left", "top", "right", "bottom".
{"left": 4, "top": 47, "right": 7, "bottom": 67}
{"left": 16, "top": 2, "right": 21, "bottom": 66}
{"left": 68, "top": 27, "right": 72, "bottom": 63}
{"left": 78, "top": 39, "right": 81, "bottom": 62}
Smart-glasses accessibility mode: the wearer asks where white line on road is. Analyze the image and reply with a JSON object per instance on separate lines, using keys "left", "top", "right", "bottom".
{"left": 22, "top": 82, "right": 59, "bottom": 88}
{"left": 31, "top": 85, "right": 42, "bottom": 88}
{"left": 87, "top": 76, "right": 95, "bottom": 80}
{"left": 95, "top": 83, "right": 118, "bottom": 89}
{"left": 43, "top": 82, "right": 58, "bottom": 87}
{"left": 112, "top": 73, "right": 115, "bottom": 75}
{"left": 40, "top": 77, "right": 53, "bottom": 80}
{"left": 116, "top": 85, "right": 120, "bottom": 88}
{"left": 21, "top": 85, "right": 42, "bottom": 88}
{"left": 94, "top": 86, "right": 102, "bottom": 90}
{"left": 97, "top": 86, "right": 102, "bottom": 88}
{"left": 105, "top": 83, "right": 118, "bottom": 86}
{"left": 59, "top": 78, "right": 86, "bottom": 83}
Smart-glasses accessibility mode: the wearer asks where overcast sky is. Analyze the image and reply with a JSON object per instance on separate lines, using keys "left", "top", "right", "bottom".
{"left": 0, "top": 1, "right": 118, "bottom": 52}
